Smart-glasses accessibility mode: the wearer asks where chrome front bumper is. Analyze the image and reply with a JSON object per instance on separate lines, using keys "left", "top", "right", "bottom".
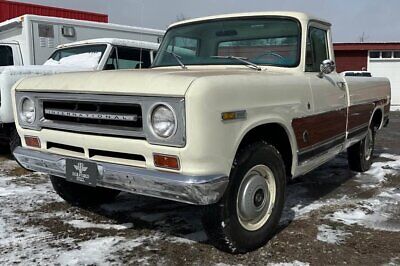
{"left": 13, "top": 147, "right": 229, "bottom": 205}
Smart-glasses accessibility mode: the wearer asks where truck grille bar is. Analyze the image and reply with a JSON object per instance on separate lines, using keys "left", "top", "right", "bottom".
{"left": 43, "top": 100, "right": 143, "bottom": 131}
{"left": 28, "top": 93, "right": 150, "bottom": 139}
{"left": 42, "top": 100, "right": 142, "bottom": 130}
{"left": 44, "top": 108, "right": 139, "bottom": 122}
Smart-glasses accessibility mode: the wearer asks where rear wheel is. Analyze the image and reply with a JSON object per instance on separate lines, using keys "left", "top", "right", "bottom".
{"left": 347, "top": 126, "right": 375, "bottom": 172}
{"left": 50, "top": 175, "right": 120, "bottom": 207}
{"left": 202, "top": 141, "right": 286, "bottom": 253}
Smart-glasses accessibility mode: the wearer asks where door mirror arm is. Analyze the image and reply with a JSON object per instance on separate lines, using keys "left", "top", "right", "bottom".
{"left": 318, "top": 59, "right": 336, "bottom": 78}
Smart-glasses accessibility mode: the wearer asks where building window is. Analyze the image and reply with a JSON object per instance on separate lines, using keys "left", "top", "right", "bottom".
{"left": 394, "top": 51, "right": 400, "bottom": 58}
{"left": 381, "top": 51, "right": 393, "bottom": 58}
{"left": 369, "top": 51, "right": 380, "bottom": 58}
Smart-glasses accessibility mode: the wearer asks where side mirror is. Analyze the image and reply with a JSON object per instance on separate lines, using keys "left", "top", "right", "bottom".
{"left": 319, "top": 59, "right": 336, "bottom": 77}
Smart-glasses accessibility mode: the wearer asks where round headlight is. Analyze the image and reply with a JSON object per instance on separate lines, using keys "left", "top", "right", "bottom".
{"left": 20, "top": 97, "right": 36, "bottom": 124}
{"left": 150, "top": 104, "right": 177, "bottom": 138}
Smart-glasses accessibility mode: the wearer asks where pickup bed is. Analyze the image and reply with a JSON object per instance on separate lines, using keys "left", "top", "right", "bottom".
{"left": 12, "top": 12, "right": 390, "bottom": 253}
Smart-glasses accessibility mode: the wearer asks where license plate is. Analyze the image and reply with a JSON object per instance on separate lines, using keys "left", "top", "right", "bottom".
{"left": 66, "top": 159, "right": 98, "bottom": 187}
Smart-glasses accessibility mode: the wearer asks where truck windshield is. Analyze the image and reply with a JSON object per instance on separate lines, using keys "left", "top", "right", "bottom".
{"left": 153, "top": 17, "right": 301, "bottom": 68}
{"left": 49, "top": 44, "right": 107, "bottom": 62}
{"left": 0, "top": 45, "right": 14, "bottom": 66}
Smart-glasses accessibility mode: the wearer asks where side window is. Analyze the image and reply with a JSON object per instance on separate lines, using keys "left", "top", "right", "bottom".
{"left": 104, "top": 47, "right": 152, "bottom": 70}
{"left": 306, "top": 27, "right": 329, "bottom": 72}
{"left": 105, "top": 48, "right": 118, "bottom": 70}
{"left": 118, "top": 47, "right": 152, "bottom": 69}
{"left": 0, "top": 45, "right": 14, "bottom": 66}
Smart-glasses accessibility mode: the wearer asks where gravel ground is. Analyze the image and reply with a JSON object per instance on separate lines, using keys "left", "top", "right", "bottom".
{"left": 0, "top": 112, "right": 399, "bottom": 266}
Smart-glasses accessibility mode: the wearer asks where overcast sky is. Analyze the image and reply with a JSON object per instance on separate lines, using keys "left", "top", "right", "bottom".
{"left": 15, "top": 0, "right": 400, "bottom": 43}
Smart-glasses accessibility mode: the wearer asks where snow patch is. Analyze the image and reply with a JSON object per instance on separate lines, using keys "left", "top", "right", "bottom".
{"left": 65, "top": 220, "right": 133, "bottom": 230}
{"left": 267, "top": 261, "right": 310, "bottom": 266}
{"left": 327, "top": 188, "right": 400, "bottom": 232}
{"left": 44, "top": 52, "right": 101, "bottom": 69}
{"left": 357, "top": 153, "right": 400, "bottom": 187}
{"left": 167, "top": 230, "right": 208, "bottom": 244}
{"left": 56, "top": 237, "right": 141, "bottom": 265}
{"left": 317, "top": 224, "right": 351, "bottom": 244}
{"left": 0, "top": 185, "right": 32, "bottom": 196}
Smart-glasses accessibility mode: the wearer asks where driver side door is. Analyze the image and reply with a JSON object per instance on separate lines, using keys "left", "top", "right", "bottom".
{"left": 295, "top": 24, "right": 347, "bottom": 164}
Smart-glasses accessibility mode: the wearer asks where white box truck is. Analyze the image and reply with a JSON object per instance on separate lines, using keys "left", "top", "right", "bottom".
{"left": 0, "top": 14, "right": 164, "bottom": 67}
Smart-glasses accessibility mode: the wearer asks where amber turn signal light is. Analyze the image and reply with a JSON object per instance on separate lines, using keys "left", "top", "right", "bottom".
{"left": 153, "top": 153, "right": 180, "bottom": 170}
{"left": 24, "top": 136, "right": 41, "bottom": 148}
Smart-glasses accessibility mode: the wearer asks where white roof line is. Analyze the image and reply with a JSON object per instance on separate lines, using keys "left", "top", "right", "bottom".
{"left": 56, "top": 38, "right": 159, "bottom": 50}
{"left": 168, "top": 11, "right": 328, "bottom": 29}
{"left": 0, "top": 14, "right": 165, "bottom": 35}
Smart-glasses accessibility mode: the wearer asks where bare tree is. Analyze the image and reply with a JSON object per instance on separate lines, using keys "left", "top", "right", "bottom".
{"left": 358, "top": 32, "right": 369, "bottom": 43}
{"left": 175, "top": 13, "right": 189, "bottom": 22}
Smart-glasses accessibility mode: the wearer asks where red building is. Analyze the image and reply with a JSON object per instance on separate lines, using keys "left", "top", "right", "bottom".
{"left": 0, "top": 0, "right": 108, "bottom": 23}
{"left": 334, "top": 42, "right": 400, "bottom": 109}
{"left": 334, "top": 42, "right": 400, "bottom": 72}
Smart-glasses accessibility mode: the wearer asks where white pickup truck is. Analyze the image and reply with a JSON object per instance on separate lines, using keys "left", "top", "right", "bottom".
{"left": 12, "top": 12, "right": 391, "bottom": 253}
{"left": 0, "top": 38, "right": 158, "bottom": 150}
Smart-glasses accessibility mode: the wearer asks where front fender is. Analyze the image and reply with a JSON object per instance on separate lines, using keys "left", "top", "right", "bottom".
{"left": 232, "top": 116, "right": 298, "bottom": 176}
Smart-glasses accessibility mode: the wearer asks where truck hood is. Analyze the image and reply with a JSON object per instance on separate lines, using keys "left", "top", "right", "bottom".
{"left": 15, "top": 68, "right": 288, "bottom": 97}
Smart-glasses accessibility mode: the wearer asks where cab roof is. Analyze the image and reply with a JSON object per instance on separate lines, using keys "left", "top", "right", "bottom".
{"left": 169, "top": 11, "right": 330, "bottom": 29}
{"left": 56, "top": 38, "right": 159, "bottom": 51}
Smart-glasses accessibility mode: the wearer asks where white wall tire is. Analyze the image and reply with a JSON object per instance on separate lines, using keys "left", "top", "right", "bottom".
{"left": 202, "top": 141, "right": 286, "bottom": 253}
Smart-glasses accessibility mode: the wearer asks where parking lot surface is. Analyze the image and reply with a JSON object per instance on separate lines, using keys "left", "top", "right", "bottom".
{"left": 1, "top": 112, "right": 399, "bottom": 265}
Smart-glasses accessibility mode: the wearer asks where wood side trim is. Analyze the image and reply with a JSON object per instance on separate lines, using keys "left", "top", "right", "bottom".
{"left": 347, "top": 102, "right": 374, "bottom": 130}
{"left": 292, "top": 108, "right": 347, "bottom": 151}
{"left": 298, "top": 133, "right": 346, "bottom": 163}
{"left": 293, "top": 99, "right": 388, "bottom": 165}
{"left": 347, "top": 123, "right": 368, "bottom": 139}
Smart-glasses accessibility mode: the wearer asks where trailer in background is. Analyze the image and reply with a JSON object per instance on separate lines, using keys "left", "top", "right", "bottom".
{"left": 0, "top": 14, "right": 165, "bottom": 66}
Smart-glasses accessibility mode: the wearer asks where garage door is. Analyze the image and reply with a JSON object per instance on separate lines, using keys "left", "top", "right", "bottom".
{"left": 368, "top": 51, "right": 400, "bottom": 110}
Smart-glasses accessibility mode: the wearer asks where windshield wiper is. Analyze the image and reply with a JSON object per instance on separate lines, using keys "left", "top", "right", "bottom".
{"left": 211, "top": 55, "right": 262, "bottom": 71}
{"left": 166, "top": 51, "right": 187, "bottom": 69}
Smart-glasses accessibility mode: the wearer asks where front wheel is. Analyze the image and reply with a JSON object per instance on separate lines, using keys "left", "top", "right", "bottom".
{"left": 202, "top": 141, "right": 286, "bottom": 253}
{"left": 50, "top": 175, "right": 120, "bottom": 207}
{"left": 9, "top": 126, "right": 21, "bottom": 154}
{"left": 347, "top": 126, "right": 375, "bottom": 172}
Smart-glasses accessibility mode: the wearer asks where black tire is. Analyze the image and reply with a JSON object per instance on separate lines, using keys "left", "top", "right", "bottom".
{"left": 347, "top": 126, "right": 375, "bottom": 172}
{"left": 50, "top": 175, "right": 120, "bottom": 207}
{"left": 202, "top": 141, "right": 286, "bottom": 253}
{"left": 9, "top": 126, "right": 21, "bottom": 155}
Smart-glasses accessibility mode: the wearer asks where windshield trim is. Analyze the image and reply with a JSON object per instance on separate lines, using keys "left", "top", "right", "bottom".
{"left": 153, "top": 15, "right": 302, "bottom": 69}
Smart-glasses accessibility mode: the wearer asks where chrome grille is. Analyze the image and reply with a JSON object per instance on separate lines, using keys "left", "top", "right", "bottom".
{"left": 15, "top": 92, "right": 186, "bottom": 146}
{"left": 43, "top": 101, "right": 142, "bottom": 129}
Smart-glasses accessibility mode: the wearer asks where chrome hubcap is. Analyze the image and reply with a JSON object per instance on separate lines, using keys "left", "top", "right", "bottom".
{"left": 236, "top": 165, "right": 276, "bottom": 231}
{"left": 364, "top": 128, "right": 373, "bottom": 161}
